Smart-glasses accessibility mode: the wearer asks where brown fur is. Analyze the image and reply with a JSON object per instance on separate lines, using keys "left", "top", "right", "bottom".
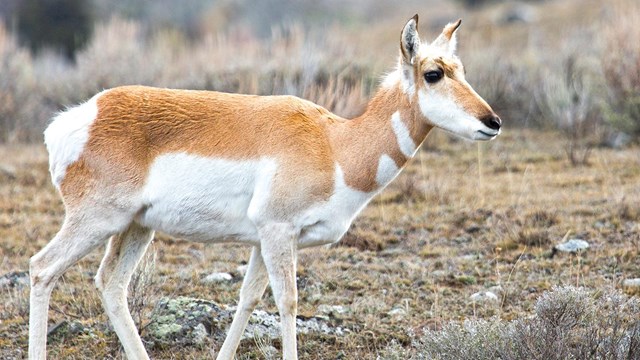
{"left": 61, "top": 81, "right": 434, "bottom": 206}
{"left": 60, "top": 18, "right": 492, "bottom": 211}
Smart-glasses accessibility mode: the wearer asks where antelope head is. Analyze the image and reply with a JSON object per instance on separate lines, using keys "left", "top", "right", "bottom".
{"left": 400, "top": 15, "right": 502, "bottom": 140}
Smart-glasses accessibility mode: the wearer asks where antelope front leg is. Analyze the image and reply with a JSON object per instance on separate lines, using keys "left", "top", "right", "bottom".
{"left": 216, "top": 247, "right": 269, "bottom": 360}
{"left": 259, "top": 223, "right": 299, "bottom": 360}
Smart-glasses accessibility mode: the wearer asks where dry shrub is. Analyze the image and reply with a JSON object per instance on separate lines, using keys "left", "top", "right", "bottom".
{"left": 536, "top": 42, "right": 604, "bottom": 166}
{"left": 601, "top": 0, "right": 640, "bottom": 137}
{"left": 128, "top": 245, "right": 163, "bottom": 333}
{"left": 515, "top": 228, "right": 549, "bottom": 247}
{"left": 339, "top": 227, "right": 386, "bottom": 252}
{"left": 0, "top": 24, "right": 51, "bottom": 142}
{"left": 395, "top": 175, "right": 427, "bottom": 204}
{"left": 410, "top": 286, "right": 640, "bottom": 360}
{"left": 524, "top": 210, "right": 559, "bottom": 228}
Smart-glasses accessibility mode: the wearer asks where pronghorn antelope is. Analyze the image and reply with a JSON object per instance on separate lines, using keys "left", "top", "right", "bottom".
{"left": 29, "top": 15, "right": 501, "bottom": 360}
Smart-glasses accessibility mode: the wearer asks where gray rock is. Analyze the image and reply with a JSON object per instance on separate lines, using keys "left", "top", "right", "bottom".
{"left": 146, "top": 296, "right": 346, "bottom": 347}
{"left": 260, "top": 345, "right": 280, "bottom": 359}
{"left": 605, "top": 131, "right": 632, "bottom": 149}
{"left": 470, "top": 291, "right": 499, "bottom": 303}
{"left": 488, "top": 285, "right": 504, "bottom": 294}
{"left": 236, "top": 264, "right": 249, "bottom": 276}
{"left": 0, "top": 271, "right": 29, "bottom": 288}
{"left": 244, "top": 309, "right": 347, "bottom": 339}
{"left": 47, "top": 320, "right": 92, "bottom": 342}
{"left": 202, "top": 272, "right": 233, "bottom": 283}
{"left": 387, "top": 307, "right": 406, "bottom": 317}
{"left": 317, "top": 304, "right": 350, "bottom": 317}
{"left": 0, "top": 164, "right": 17, "bottom": 181}
{"left": 622, "top": 278, "right": 640, "bottom": 288}
{"left": 554, "top": 239, "right": 590, "bottom": 253}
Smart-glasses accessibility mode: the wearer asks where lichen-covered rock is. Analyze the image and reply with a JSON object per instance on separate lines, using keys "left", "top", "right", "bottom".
{"left": 145, "top": 296, "right": 347, "bottom": 348}
{"left": 145, "top": 297, "right": 231, "bottom": 348}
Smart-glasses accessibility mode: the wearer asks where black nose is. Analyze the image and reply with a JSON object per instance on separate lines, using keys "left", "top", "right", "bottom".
{"left": 482, "top": 114, "right": 502, "bottom": 130}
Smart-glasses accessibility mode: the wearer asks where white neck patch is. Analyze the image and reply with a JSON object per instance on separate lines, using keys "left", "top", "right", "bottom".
{"left": 376, "top": 154, "right": 400, "bottom": 186}
{"left": 391, "top": 111, "right": 417, "bottom": 158}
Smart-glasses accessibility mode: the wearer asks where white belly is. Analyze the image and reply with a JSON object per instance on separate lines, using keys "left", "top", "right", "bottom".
{"left": 136, "top": 154, "right": 378, "bottom": 248}
{"left": 137, "top": 153, "right": 276, "bottom": 244}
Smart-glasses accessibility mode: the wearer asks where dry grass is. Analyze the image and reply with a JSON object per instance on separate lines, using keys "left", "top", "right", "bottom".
{"left": 1, "top": 0, "right": 639, "bottom": 358}
{"left": 1, "top": 129, "right": 639, "bottom": 359}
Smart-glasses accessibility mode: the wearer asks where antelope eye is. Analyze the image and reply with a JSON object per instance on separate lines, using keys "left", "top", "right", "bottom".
{"left": 424, "top": 69, "right": 444, "bottom": 84}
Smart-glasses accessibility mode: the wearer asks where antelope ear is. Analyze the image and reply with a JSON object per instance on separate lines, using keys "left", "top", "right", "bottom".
{"left": 400, "top": 14, "right": 421, "bottom": 65}
{"left": 432, "top": 19, "right": 462, "bottom": 54}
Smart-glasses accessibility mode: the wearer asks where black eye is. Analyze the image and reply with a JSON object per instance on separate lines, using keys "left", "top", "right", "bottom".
{"left": 424, "top": 69, "right": 444, "bottom": 83}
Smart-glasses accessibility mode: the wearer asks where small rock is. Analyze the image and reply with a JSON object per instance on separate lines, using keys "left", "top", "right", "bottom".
{"left": 317, "top": 304, "right": 350, "bottom": 317}
{"left": 0, "top": 271, "right": 29, "bottom": 288}
{"left": 622, "top": 278, "right": 640, "bottom": 288}
{"left": 0, "top": 165, "right": 17, "bottom": 181}
{"left": 47, "top": 320, "right": 90, "bottom": 342}
{"left": 554, "top": 239, "right": 589, "bottom": 253}
{"left": 236, "top": 264, "right": 249, "bottom": 276}
{"left": 488, "top": 285, "right": 504, "bottom": 294}
{"left": 203, "top": 272, "right": 233, "bottom": 283}
{"left": 431, "top": 270, "right": 447, "bottom": 279}
{"left": 465, "top": 225, "right": 483, "bottom": 234}
{"left": 187, "top": 249, "right": 205, "bottom": 261}
{"left": 470, "top": 291, "right": 499, "bottom": 303}
{"left": 387, "top": 307, "right": 406, "bottom": 316}
{"left": 605, "top": 131, "right": 632, "bottom": 149}
{"left": 460, "top": 254, "right": 482, "bottom": 261}
{"left": 191, "top": 323, "right": 208, "bottom": 345}
{"left": 260, "top": 345, "right": 280, "bottom": 359}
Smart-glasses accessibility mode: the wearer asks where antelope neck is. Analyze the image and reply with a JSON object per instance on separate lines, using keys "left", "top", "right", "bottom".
{"left": 328, "top": 83, "right": 433, "bottom": 193}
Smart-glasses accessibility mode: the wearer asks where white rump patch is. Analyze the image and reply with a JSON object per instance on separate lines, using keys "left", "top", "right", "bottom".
{"left": 391, "top": 111, "right": 417, "bottom": 158}
{"left": 376, "top": 154, "right": 400, "bottom": 186}
{"left": 44, "top": 91, "right": 106, "bottom": 189}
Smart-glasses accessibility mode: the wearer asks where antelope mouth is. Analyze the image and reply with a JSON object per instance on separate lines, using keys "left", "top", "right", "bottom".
{"left": 475, "top": 129, "right": 500, "bottom": 140}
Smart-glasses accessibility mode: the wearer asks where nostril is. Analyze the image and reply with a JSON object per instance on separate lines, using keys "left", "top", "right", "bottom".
{"left": 484, "top": 115, "right": 502, "bottom": 130}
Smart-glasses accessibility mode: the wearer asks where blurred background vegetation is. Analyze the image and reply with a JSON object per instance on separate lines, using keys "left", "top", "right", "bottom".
{"left": 0, "top": 0, "right": 638, "bottom": 165}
